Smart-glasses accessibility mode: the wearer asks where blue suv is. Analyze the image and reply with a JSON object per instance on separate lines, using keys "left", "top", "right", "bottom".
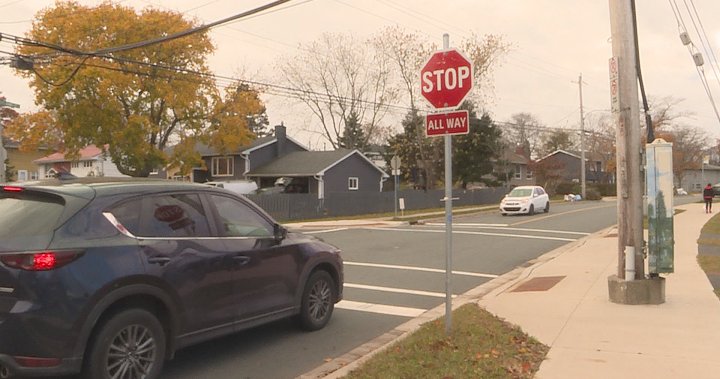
{"left": 0, "top": 179, "right": 343, "bottom": 379}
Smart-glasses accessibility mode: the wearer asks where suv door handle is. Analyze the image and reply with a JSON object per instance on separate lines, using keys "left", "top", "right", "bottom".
{"left": 233, "top": 255, "right": 251, "bottom": 266}
{"left": 147, "top": 256, "right": 171, "bottom": 266}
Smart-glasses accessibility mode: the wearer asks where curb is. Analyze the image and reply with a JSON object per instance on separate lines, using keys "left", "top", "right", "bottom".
{"left": 298, "top": 225, "right": 616, "bottom": 379}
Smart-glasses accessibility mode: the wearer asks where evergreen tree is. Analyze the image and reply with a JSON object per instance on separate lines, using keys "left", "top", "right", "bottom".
{"left": 452, "top": 101, "right": 504, "bottom": 188}
{"left": 388, "top": 108, "right": 440, "bottom": 189}
{"left": 338, "top": 111, "right": 368, "bottom": 151}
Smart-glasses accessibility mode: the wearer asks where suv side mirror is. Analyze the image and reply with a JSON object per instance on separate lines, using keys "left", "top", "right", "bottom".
{"left": 274, "top": 223, "right": 288, "bottom": 242}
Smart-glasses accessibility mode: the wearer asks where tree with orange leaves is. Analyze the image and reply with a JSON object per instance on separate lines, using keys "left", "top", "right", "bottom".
{"left": 7, "top": 1, "right": 266, "bottom": 176}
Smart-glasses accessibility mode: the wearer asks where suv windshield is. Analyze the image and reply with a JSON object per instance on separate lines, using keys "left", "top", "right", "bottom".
{"left": 0, "top": 192, "right": 65, "bottom": 251}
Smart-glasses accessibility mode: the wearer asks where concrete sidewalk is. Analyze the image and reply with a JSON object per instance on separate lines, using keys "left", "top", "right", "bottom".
{"left": 478, "top": 202, "right": 720, "bottom": 379}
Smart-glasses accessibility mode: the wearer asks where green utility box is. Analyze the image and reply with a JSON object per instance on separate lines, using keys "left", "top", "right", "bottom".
{"left": 646, "top": 139, "right": 674, "bottom": 274}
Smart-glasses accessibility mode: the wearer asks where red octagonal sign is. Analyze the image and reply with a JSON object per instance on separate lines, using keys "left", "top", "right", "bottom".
{"left": 420, "top": 48, "right": 474, "bottom": 109}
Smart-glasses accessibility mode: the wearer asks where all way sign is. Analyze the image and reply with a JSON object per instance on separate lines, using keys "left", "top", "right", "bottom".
{"left": 425, "top": 110, "right": 469, "bottom": 137}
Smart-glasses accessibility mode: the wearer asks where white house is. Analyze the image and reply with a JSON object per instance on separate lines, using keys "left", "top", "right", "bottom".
{"left": 34, "top": 145, "right": 128, "bottom": 178}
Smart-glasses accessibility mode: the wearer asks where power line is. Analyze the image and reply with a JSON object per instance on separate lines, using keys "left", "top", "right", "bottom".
{"left": 2, "top": 0, "right": 297, "bottom": 59}
{"left": 683, "top": 0, "right": 720, "bottom": 93}
{"left": 93, "top": 0, "right": 293, "bottom": 55}
{"left": 668, "top": 0, "right": 720, "bottom": 125}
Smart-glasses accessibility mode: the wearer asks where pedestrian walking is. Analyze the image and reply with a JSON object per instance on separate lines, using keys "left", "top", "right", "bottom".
{"left": 703, "top": 183, "right": 714, "bottom": 213}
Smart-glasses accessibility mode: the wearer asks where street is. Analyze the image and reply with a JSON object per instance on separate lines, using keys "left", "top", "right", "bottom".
{"left": 158, "top": 198, "right": 662, "bottom": 379}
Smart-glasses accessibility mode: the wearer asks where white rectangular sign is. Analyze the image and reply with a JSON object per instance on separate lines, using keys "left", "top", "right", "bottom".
{"left": 609, "top": 57, "right": 620, "bottom": 114}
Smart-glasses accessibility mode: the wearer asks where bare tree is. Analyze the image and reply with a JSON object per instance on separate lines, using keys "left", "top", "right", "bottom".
{"left": 648, "top": 96, "right": 692, "bottom": 132}
{"left": 277, "top": 33, "right": 397, "bottom": 149}
{"left": 459, "top": 32, "right": 512, "bottom": 107}
{"left": 655, "top": 124, "right": 708, "bottom": 189}
{"left": 505, "top": 113, "right": 544, "bottom": 159}
{"left": 375, "top": 27, "right": 510, "bottom": 189}
{"left": 373, "top": 26, "right": 434, "bottom": 110}
{"left": 646, "top": 96, "right": 705, "bottom": 188}
{"left": 584, "top": 112, "right": 616, "bottom": 183}
{"left": 540, "top": 130, "right": 574, "bottom": 157}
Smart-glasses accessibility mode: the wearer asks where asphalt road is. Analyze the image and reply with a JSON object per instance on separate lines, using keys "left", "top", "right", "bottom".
{"left": 161, "top": 198, "right": 674, "bottom": 379}
{"left": 51, "top": 196, "right": 701, "bottom": 379}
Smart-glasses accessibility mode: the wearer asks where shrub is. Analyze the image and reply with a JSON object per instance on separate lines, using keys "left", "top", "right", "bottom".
{"left": 585, "top": 188, "right": 602, "bottom": 200}
{"left": 593, "top": 183, "right": 616, "bottom": 196}
{"left": 555, "top": 182, "right": 579, "bottom": 195}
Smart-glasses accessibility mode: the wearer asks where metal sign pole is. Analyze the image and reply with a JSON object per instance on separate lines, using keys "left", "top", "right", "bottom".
{"left": 442, "top": 33, "right": 453, "bottom": 336}
{"left": 391, "top": 155, "right": 401, "bottom": 219}
{"left": 394, "top": 173, "right": 398, "bottom": 218}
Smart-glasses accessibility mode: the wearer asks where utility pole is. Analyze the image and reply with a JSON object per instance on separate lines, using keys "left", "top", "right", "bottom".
{"left": 578, "top": 74, "right": 586, "bottom": 199}
{"left": 609, "top": 0, "right": 644, "bottom": 280}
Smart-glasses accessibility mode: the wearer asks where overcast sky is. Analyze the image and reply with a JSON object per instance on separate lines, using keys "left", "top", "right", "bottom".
{"left": 2, "top": 0, "right": 720, "bottom": 149}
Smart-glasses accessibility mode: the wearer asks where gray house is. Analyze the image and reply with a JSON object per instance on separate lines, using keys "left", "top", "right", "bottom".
{"left": 680, "top": 164, "right": 720, "bottom": 193}
{"left": 536, "top": 149, "right": 612, "bottom": 184}
{"left": 165, "top": 125, "right": 388, "bottom": 198}
{"left": 246, "top": 149, "right": 389, "bottom": 199}
{"left": 192, "top": 124, "right": 308, "bottom": 183}
{"left": 493, "top": 147, "right": 534, "bottom": 187}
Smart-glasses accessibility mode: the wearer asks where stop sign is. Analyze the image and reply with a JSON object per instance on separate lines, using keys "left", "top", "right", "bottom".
{"left": 420, "top": 48, "right": 474, "bottom": 109}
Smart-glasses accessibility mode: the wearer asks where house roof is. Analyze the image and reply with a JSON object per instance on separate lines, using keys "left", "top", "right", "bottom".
{"left": 34, "top": 144, "right": 106, "bottom": 164}
{"left": 195, "top": 134, "right": 307, "bottom": 157}
{"left": 500, "top": 149, "right": 529, "bottom": 164}
{"left": 538, "top": 149, "right": 604, "bottom": 162}
{"left": 194, "top": 136, "right": 273, "bottom": 156}
{"left": 247, "top": 149, "right": 388, "bottom": 178}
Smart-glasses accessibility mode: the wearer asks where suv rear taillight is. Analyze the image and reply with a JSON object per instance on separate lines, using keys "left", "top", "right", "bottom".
{"left": 2, "top": 186, "right": 24, "bottom": 193}
{"left": 0, "top": 251, "right": 83, "bottom": 271}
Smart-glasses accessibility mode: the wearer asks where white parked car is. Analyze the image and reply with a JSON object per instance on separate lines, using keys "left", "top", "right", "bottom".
{"left": 500, "top": 185, "right": 550, "bottom": 216}
{"left": 204, "top": 180, "right": 259, "bottom": 195}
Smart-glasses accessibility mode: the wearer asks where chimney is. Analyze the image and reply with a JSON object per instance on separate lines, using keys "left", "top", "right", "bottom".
{"left": 275, "top": 124, "right": 286, "bottom": 157}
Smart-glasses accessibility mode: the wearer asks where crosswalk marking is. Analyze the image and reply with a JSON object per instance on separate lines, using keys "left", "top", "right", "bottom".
{"left": 423, "top": 223, "right": 591, "bottom": 236}
{"left": 344, "top": 261, "right": 499, "bottom": 278}
{"left": 336, "top": 300, "right": 426, "bottom": 317}
{"left": 368, "top": 226, "right": 577, "bottom": 242}
{"left": 345, "top": 283, "right": 455, "bottom": 298}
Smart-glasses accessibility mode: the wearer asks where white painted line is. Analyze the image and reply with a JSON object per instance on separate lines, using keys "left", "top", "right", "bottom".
{"left": 303, "top": 227, "right": 349, "bottom": 234}
{"left": 344, "top": 261, "right": 499, "bottom": 278}
{"left": 427, "top": 223, "right": 510, "bottom": 227}
{"left": 367, "top": 227, "right": 577, "bottom": 242}
{"left": 424, "top": 223, "right": 590, "bottom": 236}
{"left": 345, "top": 283, "right": 455, "bottom": 298}
{"left": 336, "top": 300, "right": 426, "bottom": 317}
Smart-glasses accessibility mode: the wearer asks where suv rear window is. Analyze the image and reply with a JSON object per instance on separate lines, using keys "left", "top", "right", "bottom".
{"left": 0, "top": 192, "right": 65, "bottom": 251}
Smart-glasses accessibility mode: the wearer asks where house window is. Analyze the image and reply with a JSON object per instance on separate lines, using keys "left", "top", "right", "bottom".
{"left": 30, "top": 172, "right": 38, "bottom": 180}
{"left": 526, "top": 169, "right": 533, "bottom": 179}
{"left": 17, "top": 170, "right": 28, "bottom": 181}
{"left": 514, "top": 165, "right": 522, "bottom": 179}
{"left": 71, "top": 162, "right": 79, "bottom": 168}
{"left": 348, "top": 177, "right": 359, "bottom": 190}
{"left": 212, "top": 157, "right": 234, "bottom": 177}
{"left": 83, "top": 161, "right": 93, "bottom": 168}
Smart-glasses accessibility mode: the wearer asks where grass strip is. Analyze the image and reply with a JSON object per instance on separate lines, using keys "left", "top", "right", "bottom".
{"left": 344, "top": 303, "right": 548, "bottom": 379}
